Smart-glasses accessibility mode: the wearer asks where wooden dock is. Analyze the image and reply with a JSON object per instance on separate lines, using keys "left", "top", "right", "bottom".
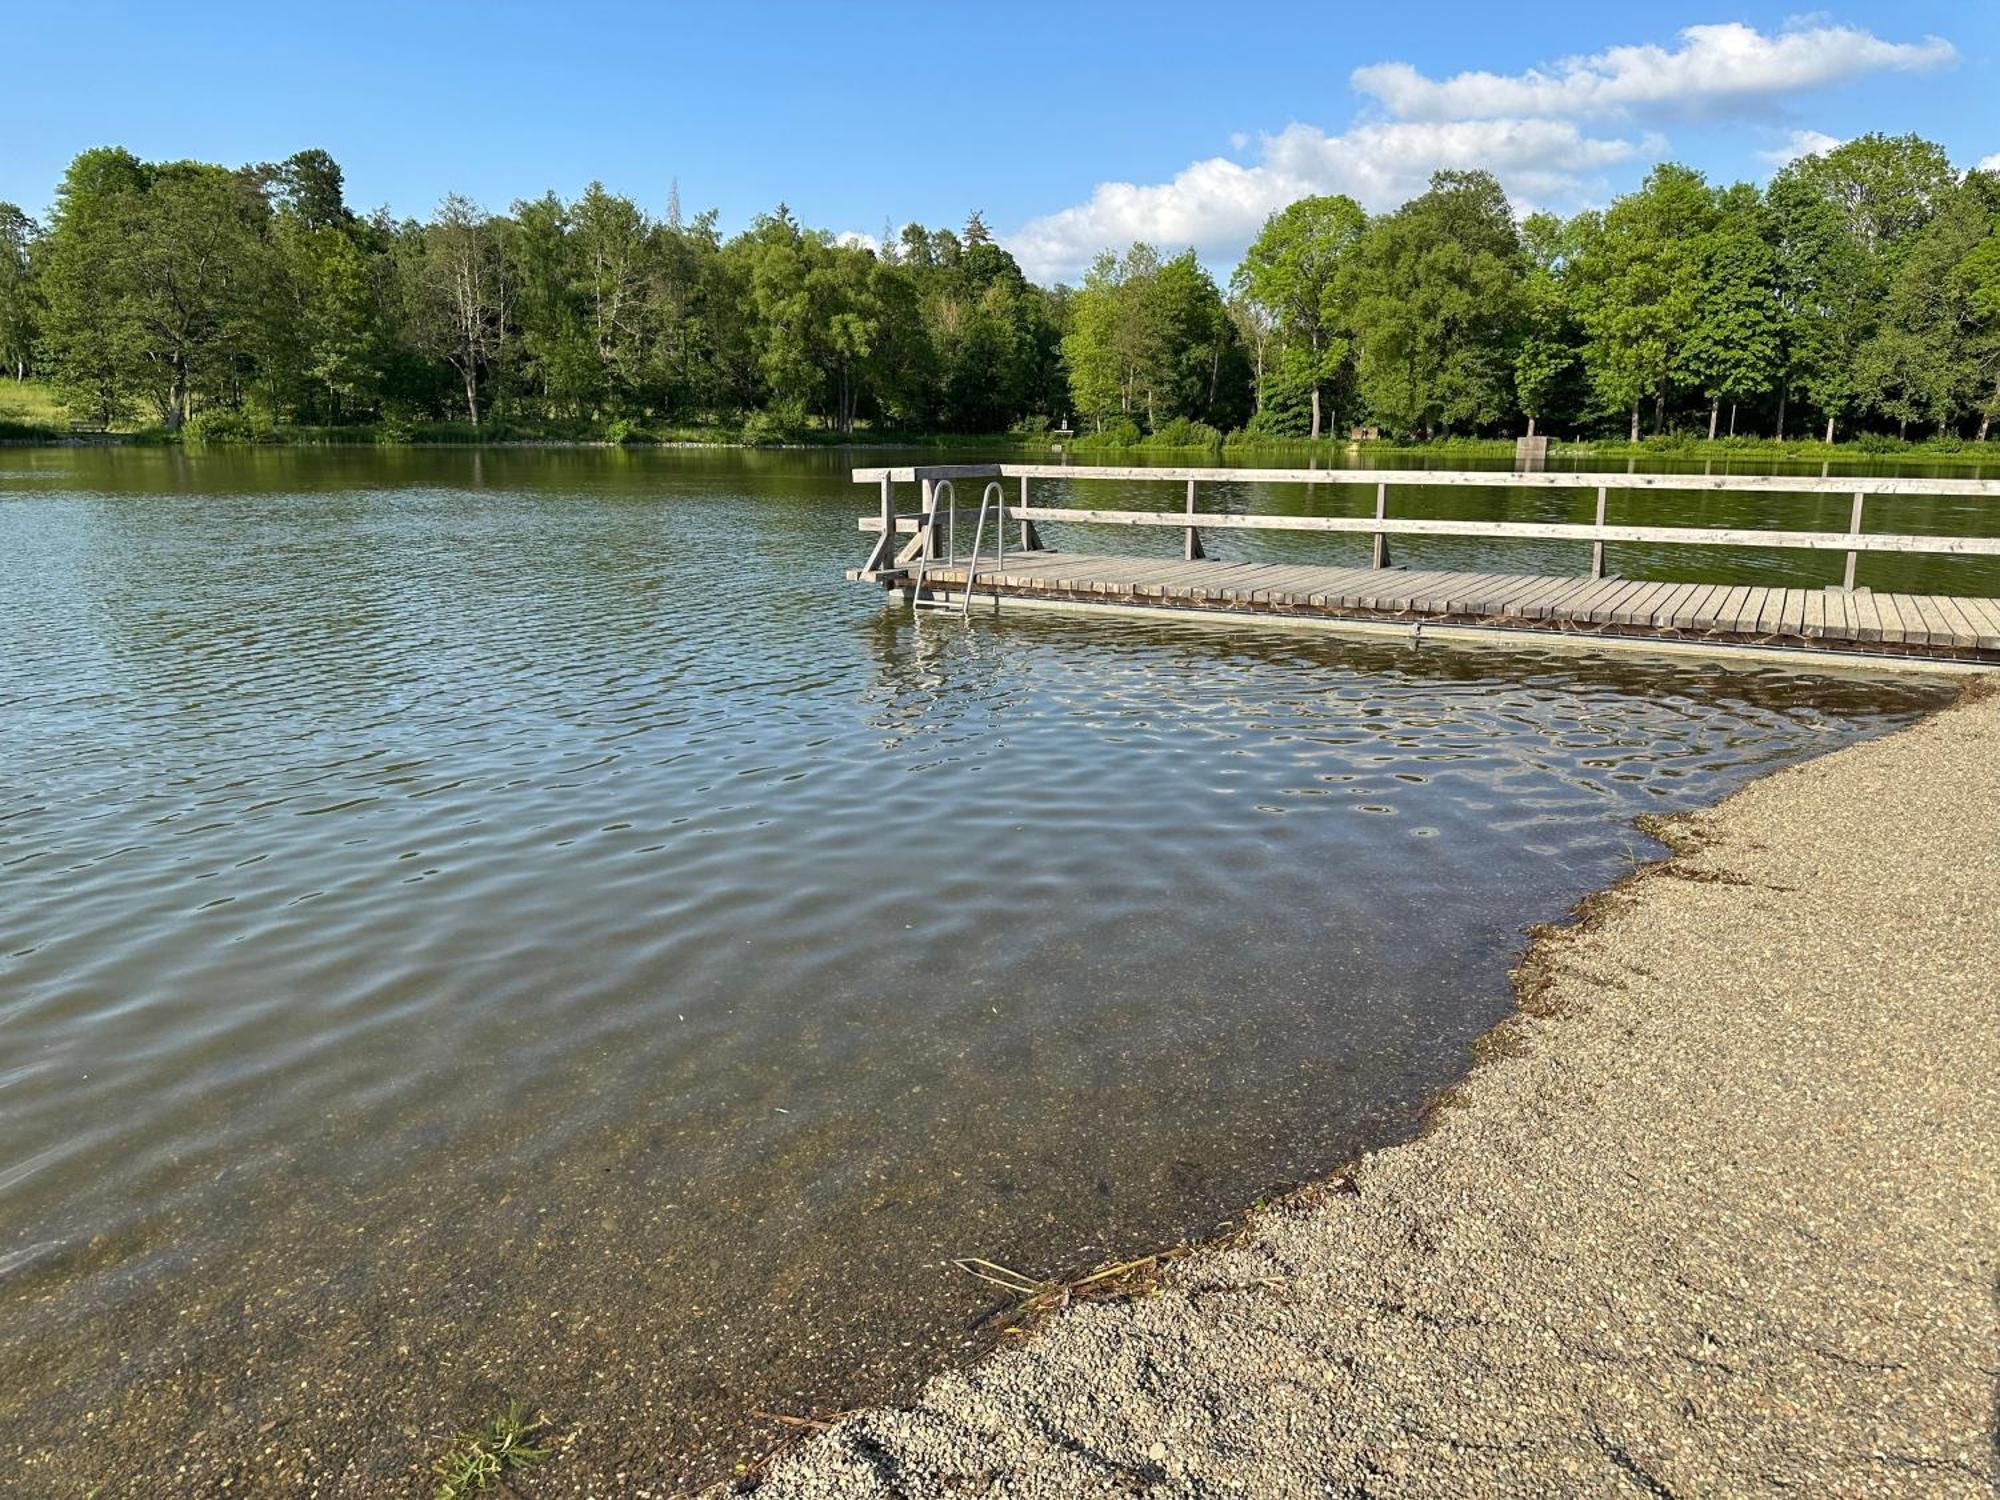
{"left": 849, "top": 465, "right": 2000, "bottom": 667}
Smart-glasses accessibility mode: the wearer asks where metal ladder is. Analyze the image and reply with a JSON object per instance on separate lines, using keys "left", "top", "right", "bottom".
{"left": 911, "top": 480, "right": 1006, "bottom": 617}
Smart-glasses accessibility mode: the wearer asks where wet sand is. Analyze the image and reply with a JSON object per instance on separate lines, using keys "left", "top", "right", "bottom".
{"left": 755, "top": 680, "right": 2000, "bottom": 1498}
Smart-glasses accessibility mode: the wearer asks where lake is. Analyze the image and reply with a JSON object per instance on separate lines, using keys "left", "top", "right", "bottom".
{"left": 0, "top": 445, "right": 1960, "bottom": 1494}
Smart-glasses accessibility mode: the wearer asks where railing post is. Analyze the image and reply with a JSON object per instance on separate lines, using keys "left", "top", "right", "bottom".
{"left": 1591, "top": 485, "right": 1607, "bottom": 580}
{"left": 1842, "top": 490, "right": 1864, "bottom": 591}
{"left": 1019, "top": 474, "right": 1044, "bottom": 551}
{"left": 1371, "top": 481, "right": 1391, "bottom": 568}
{"left": 1184, "top": 478, "right": 1206, "bottom": 560}
{"left": 877, "top": 474, "right": 896, "bottom": 574}
{"left": 920, "top": 477, "right": 941, "bottom": 560}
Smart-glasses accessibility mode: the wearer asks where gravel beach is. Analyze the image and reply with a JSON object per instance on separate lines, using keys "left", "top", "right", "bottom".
{"left": 754, "top": 680, "right": 2000, "bottom": 1499}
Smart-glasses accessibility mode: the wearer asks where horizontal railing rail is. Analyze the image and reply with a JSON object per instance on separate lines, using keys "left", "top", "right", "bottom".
{"left": 997, "top": 509, "right": 2000, "bottom": 556}
{"left": 852, "top": 463, "right": 2000, "bottom": 590}
{"left": 855, "top": 463, "right": 2000, "bottom": 498}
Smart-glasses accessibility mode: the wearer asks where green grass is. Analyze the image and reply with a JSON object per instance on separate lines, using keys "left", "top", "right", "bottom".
{"left": 430, "top": 1402, "right": 549, "bottom": 1499}
{"left": 171, "top": 408, "right": 1044, "bottom": 449}
{"left": 0, "top": 379, "right": 72, "bottom": 437}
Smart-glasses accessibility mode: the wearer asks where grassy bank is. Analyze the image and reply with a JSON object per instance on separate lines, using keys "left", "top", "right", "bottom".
{"left": 0, "top": 381, "right": 1049, "bottom": 449}
{"left": 0, "top": 380, "right": 77, "bottom": 440}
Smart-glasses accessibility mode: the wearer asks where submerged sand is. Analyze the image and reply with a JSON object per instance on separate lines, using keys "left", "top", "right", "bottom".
{"left": 753, "top": 681, "right": 2000, "bottom": 1497}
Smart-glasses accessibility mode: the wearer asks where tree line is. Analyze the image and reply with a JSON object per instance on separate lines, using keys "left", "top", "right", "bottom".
{"left": 0, "top": 148, "right": 1066, "bottom": 438}
{"left": 1, "top": 134, "right": 1996, "bottom": 444}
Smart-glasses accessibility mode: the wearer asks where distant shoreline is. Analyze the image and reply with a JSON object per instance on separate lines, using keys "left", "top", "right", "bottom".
{"left": 7, "top": 429, "right": 2000, "bottom": 466}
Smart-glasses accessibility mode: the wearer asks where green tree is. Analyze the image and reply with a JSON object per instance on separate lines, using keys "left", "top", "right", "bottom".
{"left": 734, "top": 206, "right": 898, "bottom": 432}
{"left": 408, "top": 194, "right": 507, "bottom": 426}
{"left": 1062, "top": 244, "right": 1242, "bottom": 432}
{"left": 1766, "top": 171, "right": 1871, "bottom": 441}
{"left": 1512, "top": 212, "right": 1579, "bottom": 438}
{"left": 1679, "top": 188, "right": 1781, "bottom": 438}
{"left": 571, "top": 183, "right": 652, "bottom": 410}
{"left": 1155, "top": 250, "right": 1249, "bottom": 429}
{"left": 257, "top": 151, "right": 387, "bottom": 422}
{"left": 1340, "top": 171, "right": 1523, "bottom": 437}
{"left": 1232, "top": 195, "right": 1364, "bottom": 438}
{"left": 645, "top": 205, "right": 727, "bottom": 418}
{"left": 38, "top": 150, "right": 271, "bottom": 430}
{"left": 507, "top": 192, "right": 595, "bottom": 416}
{"left": 1856, "top": 183, "right": 1993, "bottom": 437}
{"left": 1225, "top": 291, "right": 1277, "bottom": 422}
{"left": 1063, "top": 244, "right": 1161, "bottom": 429}
{"left": 1781, "top": 133, "right": 1957, "bottom": 264}
{"left": 0, "top": 203, "right": 38, "bottom": 381}
{"left": 1571, "top": 164, "right": 1717, "bottom": 439}
{"left": 1956, "top": 228, "right": 2000, "bottom": 440}
{"left": 38, "top": 148, "right": 149, "bottom": 424}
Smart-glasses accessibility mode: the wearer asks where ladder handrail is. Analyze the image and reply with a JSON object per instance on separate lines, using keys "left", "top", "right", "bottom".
{"left": 960, "top": 481, "right": 1007, "bottom": 618}
{"left": 910, "top": 479, "right": 954, "bottom": 607}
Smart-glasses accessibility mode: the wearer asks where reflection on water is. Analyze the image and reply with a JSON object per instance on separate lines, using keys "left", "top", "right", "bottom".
{"left": 0, "top": 447, "right": 1954, "bottom": 1494}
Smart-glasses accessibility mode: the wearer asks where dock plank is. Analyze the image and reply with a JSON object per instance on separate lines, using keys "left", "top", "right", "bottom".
{"left": 1527, "top": 577, "right": 1617, "bottom": 621}
{"left": 1953, "top": 596, "right": 2000, "bottom": 649}
{"left": 1664, "top": 583, "right": 1721, "bottom": 629}
{"left": 1304, "top": 567, "right": 1390, "bottom": 607}
{"left": 1876, "top": 594, "right": 1916, "bottom": 646}
{"left": 1912, "top": 596, "right": 1976, "bottom": 648}
{"left": 1846, "top": 591, "right": 1885, "bottom": 643}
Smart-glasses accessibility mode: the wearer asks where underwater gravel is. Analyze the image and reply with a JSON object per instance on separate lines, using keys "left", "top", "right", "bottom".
{"left": 750, "top": 680, "right": 2000, "bottom": 1499}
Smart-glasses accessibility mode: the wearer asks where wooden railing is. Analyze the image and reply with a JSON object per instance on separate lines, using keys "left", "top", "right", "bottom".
{"left": 854, "top": 463, "right": 2000, "bottom": 591}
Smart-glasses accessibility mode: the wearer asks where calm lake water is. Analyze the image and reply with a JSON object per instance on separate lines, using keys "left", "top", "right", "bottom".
{"left": 0, "top": 446, "right": 1961, "bottom": 1494}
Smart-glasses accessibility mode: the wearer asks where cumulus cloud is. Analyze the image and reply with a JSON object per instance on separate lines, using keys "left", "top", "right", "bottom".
{"left": 1007, "top": 119, "right": 1635, "bottom": 282}
{"left": 834, "top": 229, "right": 881, "bottom": 253}
{"left": 1979, "top": 153, "right": 2000, "bottom": 173}
{"left": 1759, "top": 129, "right": 1844, "bottom": 167}
{"left": 1003, "top": 20, "right": 1960, "bottom": 283}
{"left": 1351, "top": 22, "right": 1955, "bottom": 122}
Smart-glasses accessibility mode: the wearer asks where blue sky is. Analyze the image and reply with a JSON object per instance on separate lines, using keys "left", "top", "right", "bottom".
{"left": 8, "top": 2, "right": 1995, "bottom": 281}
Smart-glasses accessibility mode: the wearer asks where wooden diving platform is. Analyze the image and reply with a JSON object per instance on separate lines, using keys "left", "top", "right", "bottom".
{"left": 849, "top": 464, "right": 2000, "bottom": 668}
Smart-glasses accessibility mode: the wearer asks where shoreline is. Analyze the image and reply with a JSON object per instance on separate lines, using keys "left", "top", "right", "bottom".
{"left": 744, "top": 679, "right": 1999, "bottom": 1498}
{"left": 8, "top": 431, "right": 2000, "bottom": 467}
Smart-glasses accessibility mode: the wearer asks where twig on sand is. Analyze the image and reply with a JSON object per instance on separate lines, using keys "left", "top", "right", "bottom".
{"left": 951, "top": 1251, "right": 1189, "bottom": 1337}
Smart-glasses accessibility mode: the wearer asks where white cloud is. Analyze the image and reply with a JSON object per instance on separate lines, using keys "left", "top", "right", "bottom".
{"left": 1006, "top": 119, "right": 1636, "bottom": 282}
{"left": 1352, "top": 22, "right": 1955, "bottom": 122}
{"left": 1979, "top": 153, "right": 2000, "bottom": 173}
{"left": 1003, "top": 20, "right": 1961, "bottom": 284}
{"left": 1759, "top": 129, "right": 1844, "bottom": 167}
{"left": 834, "top": 229, "right": 881, "bottom": 253}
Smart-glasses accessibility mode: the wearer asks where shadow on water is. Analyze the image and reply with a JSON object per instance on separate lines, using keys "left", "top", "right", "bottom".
{"left": 0, "top": 446, "right": 1960, "bottom": 1493}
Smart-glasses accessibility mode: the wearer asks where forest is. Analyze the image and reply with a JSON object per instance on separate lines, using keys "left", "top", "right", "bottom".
{"left": 1, "top": 133, "right": 1996, "bottom": 446}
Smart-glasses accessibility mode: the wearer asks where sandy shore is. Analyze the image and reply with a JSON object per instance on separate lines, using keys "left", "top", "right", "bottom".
{"left": 754, "top": 681, "right": 1999, "bottom": 1498}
